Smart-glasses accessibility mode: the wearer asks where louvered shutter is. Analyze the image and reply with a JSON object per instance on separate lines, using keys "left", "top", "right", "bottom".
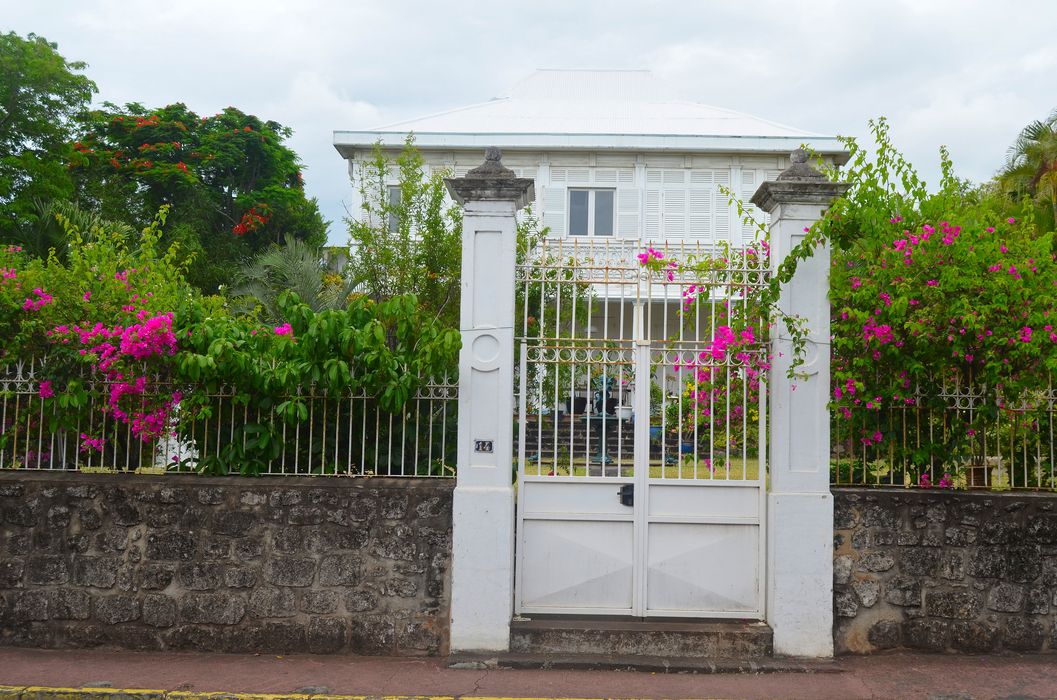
{"left": 645, "top": 189, "right": 661, "bottom": 240}
{"left": 688, "top": 188, "right": 712, "bottom": 238}
{"left": 543, "top": 186, "right": 566, "bottom": 236}
{"left": 617, "top": 188, "right": 640, "bottom": 239}
{"left": 663, "top": 188, "right": 686, "bottom": 238}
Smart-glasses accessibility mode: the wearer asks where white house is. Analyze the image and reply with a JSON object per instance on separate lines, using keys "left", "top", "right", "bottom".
{"left": 334, "top": 69, "right": 847, "bottom": 247}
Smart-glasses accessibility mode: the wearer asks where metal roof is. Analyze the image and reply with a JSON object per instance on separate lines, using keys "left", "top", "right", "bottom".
{"left": 334, "top": 69, "right": 846, "bottom": 158}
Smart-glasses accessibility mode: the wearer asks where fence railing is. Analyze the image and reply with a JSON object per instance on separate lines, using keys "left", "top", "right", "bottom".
{"left": 831, "top": 381, "right": 1056, "bottom": 490}
{"left": 0, "top": 358, "right": 457, "bottom": 477}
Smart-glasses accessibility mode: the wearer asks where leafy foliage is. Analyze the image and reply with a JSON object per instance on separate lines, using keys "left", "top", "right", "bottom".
{"left": 0, "top": 32, "right": 96, "bottom": 241}
{"left": 69, "top": 102, "right": 327, "bottom": 292}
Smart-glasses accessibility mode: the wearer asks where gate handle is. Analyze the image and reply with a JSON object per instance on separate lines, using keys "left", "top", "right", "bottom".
{"left": 618, "top": 483, "right": 634, "bottom": 507}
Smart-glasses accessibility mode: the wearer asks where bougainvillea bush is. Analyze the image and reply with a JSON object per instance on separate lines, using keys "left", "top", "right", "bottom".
{"left": 0, "top": 209, "right": 459, "bottom": 475}
{"left": 822, "top": 120, "right": 1057, "bottom": 488}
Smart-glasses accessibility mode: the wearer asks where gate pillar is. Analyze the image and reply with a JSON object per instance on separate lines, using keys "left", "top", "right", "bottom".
{"left": 752, "top": 151, "right": 849, "bottom": 657}
{"left": 445, "top": 149, "right": 534, "bottom": 652}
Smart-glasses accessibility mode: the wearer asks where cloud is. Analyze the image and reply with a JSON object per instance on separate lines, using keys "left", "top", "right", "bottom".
{"left": 3, "top": 0, "right": 1056, "bottom": 244}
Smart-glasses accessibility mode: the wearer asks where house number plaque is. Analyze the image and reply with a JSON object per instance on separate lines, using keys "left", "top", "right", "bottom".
{"left": 474, "top": 440, "right": 494, "bottom": 453}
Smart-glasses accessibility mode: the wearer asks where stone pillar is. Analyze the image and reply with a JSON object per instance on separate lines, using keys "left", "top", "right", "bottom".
{"left": 751, "top": 150, "right": 849, "bottom": 657}
{"left": 445, "top": 149, "right": 534, "bottom": 652}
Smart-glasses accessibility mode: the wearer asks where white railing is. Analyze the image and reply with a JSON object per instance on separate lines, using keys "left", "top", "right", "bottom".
{"left": 0, "top": 358, "right": 457, "bottom": 477}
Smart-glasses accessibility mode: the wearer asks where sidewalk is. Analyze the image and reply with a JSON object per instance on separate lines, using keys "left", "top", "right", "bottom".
{"left": 1, "top": 647, "right": 1055, "bottom": 699}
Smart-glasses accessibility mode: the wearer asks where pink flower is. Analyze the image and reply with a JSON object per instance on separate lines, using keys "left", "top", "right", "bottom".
{"left": 38, "top": 380, "right": 54, "bottom": 399}
{"left": 986, "top": 226, "right": 995, "bottom": 234}
{"left": 83, "top": 291, "right": 91, "bottom": 302}
{"left": 926, "top": 280, "right": 938, "bottom": 287}
{"left": 1007, "top": 217, "right": 1016, "bottom": 224}
{"left": 274, "top": 323, "right": 293, "bottom": 336}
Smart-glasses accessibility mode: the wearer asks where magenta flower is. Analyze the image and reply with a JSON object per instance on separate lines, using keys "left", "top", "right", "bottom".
{"left": 274, "top": 323, "right": 293, "bottom": 336}
{"left": 38, "top": 380, "right": 54, "bottom": 399}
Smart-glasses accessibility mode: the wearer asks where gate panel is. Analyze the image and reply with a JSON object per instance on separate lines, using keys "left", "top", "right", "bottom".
{"left": 515, "top": 239, "right": 769, "bottom": 619}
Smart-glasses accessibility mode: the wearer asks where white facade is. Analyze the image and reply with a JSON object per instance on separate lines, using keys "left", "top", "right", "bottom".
{"left": 334, "top": 70, "right": 847, "bottom": 246}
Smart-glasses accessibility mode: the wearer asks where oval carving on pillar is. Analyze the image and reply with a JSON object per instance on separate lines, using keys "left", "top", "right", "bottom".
{"left": 471, "top": 333, "right": 501, "bottom": 369}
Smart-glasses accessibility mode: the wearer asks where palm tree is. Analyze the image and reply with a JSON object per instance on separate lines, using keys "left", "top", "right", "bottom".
{"left": 1001, "top": 108, "right": 1057, "bottom": 227}
{"left": 232, "top": 235, "right": 357, "bottom": 320}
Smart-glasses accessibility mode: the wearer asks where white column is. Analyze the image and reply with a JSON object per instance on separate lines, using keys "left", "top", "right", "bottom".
{"left": 446, "top": 149, "right": 534, "bottom": 653}
{"left": 751, "top": 151, "right": 848, "bottom": 657}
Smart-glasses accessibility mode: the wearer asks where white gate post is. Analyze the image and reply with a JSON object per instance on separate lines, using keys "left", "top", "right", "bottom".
{"left": 445, "top": 148, "right": 534, "bottom": 652}
{"left": 751, "top": 150, "right": 849, "bottom": 657}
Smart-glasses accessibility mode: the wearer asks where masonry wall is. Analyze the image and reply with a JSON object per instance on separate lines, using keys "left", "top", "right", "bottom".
{"left": 834, "top": 488, "right": 1057, "bottom": 654}
{"left": 0, "top": 472, "right": 452, "bottom": 655}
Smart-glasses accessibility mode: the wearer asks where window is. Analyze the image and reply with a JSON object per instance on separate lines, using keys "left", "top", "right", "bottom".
{"left": 568, "top": 189, "right": 615, "bottom": 236}
{"left": 387, "top": 185, "right": 402, "bottom": 233}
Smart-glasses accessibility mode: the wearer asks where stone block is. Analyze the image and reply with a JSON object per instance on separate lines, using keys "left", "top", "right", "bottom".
{"left": 0, "top": 483, "right": 25, "bottom": 497}
{"left": 1027, "top": 514, "right": 1057, "bottom": 544}
{"left": 1026, "top": 587, "right": 1050, "bottom": 614}
{"left": 196, "top": 487, "right": 225, "bottom": 505}
{"left": 1003, "top": 617, "right": 1045, "bottom": 651}
{"left": 13, "top": 590, "right": 51, "bottom": 621}
{"left": 944, "top": 526, "right": 976, "bottom": 546}
{"left": 1004, "top": 545, "right": 1043, "bottom": 583}
{"left": 987, "top": 582, "right": 1025, "bottom": 613}
{"left": 978, "top": 520, "right": 1025, "bottom": 545}
{"left": 5, "top": 501, "right": 40, "bottom": 527}
{"left": 224, "top": 566, "right": 257, "bottom": 588}
{"left": 5, "top": 530, "right": 31, "bottom": 555}
{"left": 951, "top": 621, "right": 999, "bottom": 652}
{"left": 857, "top": 552, "right": 895, "bottom": 573}
{"left": 213, "top": 510, "right": 256, "bottom": 537}
{"left": 247, "top": 621, "right": 306, "bottom": 653}
{"left": 896, "top": 530, "right": 920, "bottom": 546}
{"left": 269, "top": 489, "right": 302, "bottom": 507}
{"left": 901, "top": 548, "right": 940, "bottom": 577}
{"left": 833, "top": 555, "right": 852, "bottom": 585}
{"left": 264, "top": 557, "right": 315, "bottom": 587}
{"left": 319, "top": 554, "right": 363, "bottom": 586}
{"left": 926, "top": 590, "right": 981, "bottom": 619}
{"left": 348, "top": 495, "right": 378, "bottom": 522}
{"left": 866, "top": 619, "right": 901, "bottom": 649}
{"left": 25, "top": 556, "right": 69, "bottom": 585}
{"left": 272, "top": 527, "right": 304, "bottom": 553}
{"left": 94, "top": 594, "right": 139, "bottom": 624}
{"left": 180, "top": 592, "right": 245, "bottom": 625}
{"left": 234, "top": 538, "right": 263, "bottom": 560}
{"left": 345, "top": 590, "right": 378, "bottom": 612}
{"left": 307, "top": 616, "right": 347, "bottom": 653}
{"left": 348, "top": 615, "right": 395, "bottom": 655}
{"left": 0, "top": 559, "right": 23, "bottom": 587}
{"left": 142, "top": 593, "right": 176, "bottom": 628}
{"left": 835, "top": 589, "right": 858, "bottom": 618}
{"left": 851, "top": 578, "right": 879, "bottom": 607}
{"left": 138, "top": 563, "right": 175, "bottom": 590}
{"left": 938, "top": 552, "right": 965, "bottom": 581}
{"left": 385, "top": 577, "right": 419, "bottom": 598}
{"left": 248, "top": 587, "right": 296, "bottom": 618}
{"left": 380, "top": 493, "right": 410, "bottom": 520}
{"left": 146, "top": 530, "right": 196, "bottom": 561}
{"left": 301, "top": 590, "right": 339, "bottom": 614}
{"left": 45, "top": 505, "right": 70, "bottom": 529}
{"left": 860, "top": 504, "right": 898, "bottom": 529}
{"left": 96, "top": 527, "right": 129, "bottom": 553}
{"left": 178, "top": 562, "right": 224, "bottom": 590}
{"left": 78, "top": 506, "right": 103, "bottom": 530}
{"left": 74, "top": 556, "right": 119, "bottom": 588}
{"left": 50, "top": 589, "right": 91, "bottom": 620}
{"left": 370, "top": 527, "right": 417, "bottom": 561}
{"left": 397, "top": 618, "right": 443, "bottom": 653}
{"left": 904, "top": 618, "right": 950, "bottom": 651}
{"left": 287, "top": 506, "right": 323, "bottom": 525}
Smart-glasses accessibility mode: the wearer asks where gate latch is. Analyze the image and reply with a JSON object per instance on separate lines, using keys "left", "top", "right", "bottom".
{"left": 618, "top": 483, "right": 634, "bottom": 507}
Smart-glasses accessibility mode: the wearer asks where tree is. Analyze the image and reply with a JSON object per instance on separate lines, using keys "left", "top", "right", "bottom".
{"left": 0, "top": 32, "right": 96, "bottom": 241}
{"left": 1000, "top": 108, "right": 1057, "bottom": 230}
{"left": 70, "top": 102, "right": 327, "bottom": 292}
{"left": 346, "top": 138, "right": 463, "bottom": 330}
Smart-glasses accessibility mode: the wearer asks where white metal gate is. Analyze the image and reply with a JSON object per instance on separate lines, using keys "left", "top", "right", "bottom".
{"left": 514, "top": 239, "right": 769, "bottom": 618}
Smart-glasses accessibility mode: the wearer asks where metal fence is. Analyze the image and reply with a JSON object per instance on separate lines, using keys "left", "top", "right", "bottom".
{"left": 0, "top": 358, "right": 457, "bottom": 477}
{"left": 831, "top": 380, "right": 1057, "bottom": 490}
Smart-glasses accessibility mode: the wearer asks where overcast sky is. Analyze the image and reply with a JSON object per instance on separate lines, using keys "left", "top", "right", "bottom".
{"left": 5, "top": 1, "right": 1056, "bottom": 244}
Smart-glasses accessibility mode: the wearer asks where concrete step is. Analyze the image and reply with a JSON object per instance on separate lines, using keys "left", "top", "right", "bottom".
{"left": 508, "top": 618, "right": 774, "bottom": 659}
{"left": 449, "top": 652, "right": 837, "bottom": 674}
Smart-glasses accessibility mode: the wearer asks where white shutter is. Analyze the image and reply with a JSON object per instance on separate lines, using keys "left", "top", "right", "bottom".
{"left": 645, "top": 189, "right": 661, "bottom": 240}
{"left": 594, "top": 169, "right": 618, "bottom": 185}
{"left": 543, "top": 186, "right": 566, "bottom": 236}
{"left": 567, "top": 168, "right": 589, "bottom": 184}
{"left": 741, "top": 170, "right": 758, "bottom": 243}
{"left": 688, "top": 188, "right": 712, "bottom": 238}
{"left": 616, "top": 188, "right": 640, "bottom": 239}
{"left": 663, "top": 189, "right": 686, "bottom": 238}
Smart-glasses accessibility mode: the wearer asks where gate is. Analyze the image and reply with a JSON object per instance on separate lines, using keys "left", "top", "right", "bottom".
{"left": 514, "top": 239, "right": 769, "bottom": 618}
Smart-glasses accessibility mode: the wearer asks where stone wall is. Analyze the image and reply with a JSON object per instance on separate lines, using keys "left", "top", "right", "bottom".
{"left": 834, "top": 488, "right": 1057, "bottom": 654}
{"left": 0, "top": 472, "right": 452, "bottom": 655}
